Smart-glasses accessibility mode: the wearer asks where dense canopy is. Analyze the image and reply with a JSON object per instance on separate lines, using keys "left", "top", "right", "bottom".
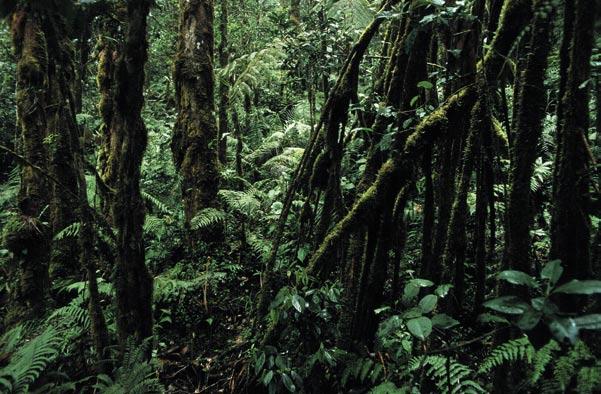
{"left": 0, "top": 0, "right": 600, "bottom": 393}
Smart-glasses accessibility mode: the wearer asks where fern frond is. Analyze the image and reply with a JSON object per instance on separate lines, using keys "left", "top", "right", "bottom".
{"left": 141, "top": 191, "right": 173, "bottom": 215}
{"left": 190, "top": 208, "right": 227, "bottom": 230}
{"left": 0, "top": 326, "right": 23, "bottom": 354}
{"left": 531, "top": 340, "right": 560, "bottom": 384}
{"left": 478, "top": 336, "right": 534, "bottom": 374}
{"left": 554, "top": 340, "right": 593, "bottom": 391}
{"left": 219, "top": 189, "right": 261, "bottom": 216}
{"left": 0, "top": 327, "right": 62, "bottom": 393}
{"left": 411, "top": 355, "right": 485, "bottom": 394}
{"left": 53, "top": 222, "right": 81, "bottom": 241}
{"left": 95, "top": 338, "right": 163, "bottom": 394}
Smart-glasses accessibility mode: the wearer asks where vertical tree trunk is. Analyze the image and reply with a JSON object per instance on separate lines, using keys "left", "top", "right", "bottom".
{"left": 505, "top": 1, "right": 555, "bottom": 275}
{"left": 550, "top": 0, "right": 595, "bottom": 297}
{"left": 289, "top": 0, "right": 301, "bottom": 26}
{"left": 172, "top": 0, "right": 221, "bottom": 235}
{"left": 217, "top": 0, "right": 229, "bottom": 164}
{"left": 43, "top": 8, "right": 81, "bottom": 281}
{"left": 98, "top": 0, "right": 153, "bottom": 346}
{"left": 4, "top": 5, "right": 51, "bottom": 324}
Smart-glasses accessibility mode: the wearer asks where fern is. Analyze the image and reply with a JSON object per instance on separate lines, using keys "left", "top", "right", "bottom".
{"left": 0, "top": 325, "right": 23, "bottom": 354}
{"left": 410, "top": 355, "right": 485, "bottom": 394}
{"left": 141, "top": 191, "right": 173, "bottom": 215}
{"left": 94, "top": 338, "right": 163, "bottom": 394}
{"left": 221, "top": 43, "right": 283, "bottom": 103}
{"left": 553, "top": 340, "right": 593, "bottom": 391}
{"left": 53, "top": 222, "right": 81, "bottom": 241}
{"left": 0, "top": 327, "right": 62, "bottom": 393}
{"left": 219, "top": 189, "right": 261, "bottom": 216}
{"left": 478, "top": 336, "right": 534, "bottom": 374}
{"left": 531, "top": 339, "right": 560, "bottom": 384}
{"left": 530, "top": 158, "right": 552, "bottom": 193}
{"left": 190, "top": 208, "right": 227, "bottom": 230}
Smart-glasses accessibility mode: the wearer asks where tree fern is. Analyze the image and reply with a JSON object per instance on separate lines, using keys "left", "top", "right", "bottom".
{"left": 478, "top": 336, "right": 534, "bottom": 374}
{"left": 0, "top": 327, "right": 62, "bottom": 393}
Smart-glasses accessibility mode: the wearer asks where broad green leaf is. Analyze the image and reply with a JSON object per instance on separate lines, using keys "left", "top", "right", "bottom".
{"left": 281, "top": 373, "right": 296, "bottom": 392}
{"left": 517, "top": 307, "right": 542, "bottom": 330}
{"left": 410, "top": 279, "right": 434, "bottom": 288}
{"left": 402, "top": 307, "right": 423, "bottom": 319}
{"left": 419, "top": 294, "right": 438, "bottom": 313}
{"left": 477, "top": 313, "right": 510, "bottom": 324}
{"left": 255, "top": 352, "right": 266, "bottom": 374}
{"left": 553, "top": 280, "right": 601, "bottom": 295}
{"left": 483, "top": 296, "right": 529, "bottom": 315}
{"left": 417, "top": 80, "right": 433, "bottom": 89}
{"left": 291, "top": 295, "right": 304, "bottom": 313}
{"left": 402, "top": 283, "right": 420, "bottom": 304}
{"left": 406, "top": 317, "right": 432, "bottom": 340}
{"left": 573, "top": 314, "right": 601, "bottom": 330}
{"left": 263, "top": 370, "right": 274, "bottom": 386}
{"left": 549, "top": 318, "right": 578, "bottom": 344}
{"left": 541, "top": 260, "right": 563, "bottom": 287}
{"left": 435, "top": 284, "right": 453, "bottom": 297}
{"left": 531, "top": 297, "right": 560, "bottom": 315}
{"left": 431, "top": 313, "right": 459, "bottom": 329}
{"left": 497, "top": 270, "right": 538, "bottom": 288}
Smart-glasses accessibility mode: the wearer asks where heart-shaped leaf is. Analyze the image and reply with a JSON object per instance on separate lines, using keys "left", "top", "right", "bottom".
{"left": 406, "top": 317, "right": 432, "bottom": 340}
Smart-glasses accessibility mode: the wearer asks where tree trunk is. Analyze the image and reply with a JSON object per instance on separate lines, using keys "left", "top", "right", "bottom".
{"left": 4, "top": 4, "right": 52, "bottom": 325}
{"left": 505, "top": 1, "right": 555, "bottom": 275}
{"left": 550, "top": 0, "right": 595, "bottom": 303}
{"left": 98, "top": 0, "right": 154, "bottom": 346}
{"left": 217, "top": 0, "right": 229, "bottom": 164}
{"left": 172, "top": 0, "right": 221, "bottom": 236}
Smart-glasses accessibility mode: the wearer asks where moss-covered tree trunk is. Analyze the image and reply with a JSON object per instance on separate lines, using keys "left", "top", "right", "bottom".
{"left": 3, "top": 4, "right": 51, "bottom": 325}
{"left": 505, "top": 0, "right": 555, "bottom": 275}
{"left": 550, "top": 0, "right": 596, "bottom": 298}
{"left": 98, "top": 0, "right": 153, "bottom": 346}
{"left": 217, "top": 0, "right": 229, "bottom": 164}
{"left": 43, "top": 7, "right": 81, "bottom": 281}
{"left": 172, "top": 0, "right": 221, "bottom": 236}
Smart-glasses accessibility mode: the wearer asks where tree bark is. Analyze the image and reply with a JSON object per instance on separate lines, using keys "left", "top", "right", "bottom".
{"left": 172, "top": 0, "right": 221, "bottom": 235}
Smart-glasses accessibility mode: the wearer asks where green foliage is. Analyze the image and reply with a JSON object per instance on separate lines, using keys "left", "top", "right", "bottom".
{"left": 484, "top": 260, "right": 601, "bottom": 341}
{"left": 94, "top": 339, "right": 163, "bottom": 394}
{"left": 190, "top": 208, "right": 227, "bottom": 230}
{"left": 0, "top": 327, "right": 62, "bottom": 393}
{"left": 478, "top": 336, "right": 534, "bottom": 374}
{"left": 53, "top": 222, "right": 81, "bottom": 241}
{"left": 409, "top": 355, "right": 485, "bottom": 394}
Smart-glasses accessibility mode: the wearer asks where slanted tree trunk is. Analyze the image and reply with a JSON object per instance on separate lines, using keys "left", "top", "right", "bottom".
{"left": 3, "top": 4, "right": 51, "bottom": 324}
{"left": 98, "top": 0, "right": 153, "bottom": 346}
{"left": 172, "top": 0, "right": 221, "bottom": 237}
{"left": 550, "top": 0, "right": 596, "bottom": 302}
